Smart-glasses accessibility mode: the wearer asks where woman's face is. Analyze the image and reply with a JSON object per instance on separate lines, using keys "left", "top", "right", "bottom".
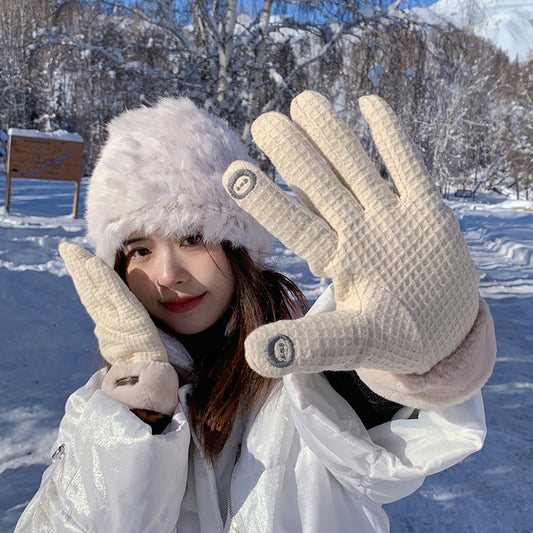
{"left": 122, "top": 233, "right": 235, "bottom": 335}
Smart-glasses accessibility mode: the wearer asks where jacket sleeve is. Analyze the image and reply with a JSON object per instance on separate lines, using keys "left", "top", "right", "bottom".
{"left": 284, "top": 371, "right": 486, "bottom": 505}
{"left": 15, "top": 370, "right": 190, "bottom": 533}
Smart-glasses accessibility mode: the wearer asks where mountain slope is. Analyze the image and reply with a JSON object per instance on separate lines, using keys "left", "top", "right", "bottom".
{"left": 415, "top": 0, "right": 533, "bottom": 62}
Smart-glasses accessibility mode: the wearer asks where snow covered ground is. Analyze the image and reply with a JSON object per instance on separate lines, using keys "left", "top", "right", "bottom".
{"left": 0, "top": 171, "right": 531, "bottom": 532}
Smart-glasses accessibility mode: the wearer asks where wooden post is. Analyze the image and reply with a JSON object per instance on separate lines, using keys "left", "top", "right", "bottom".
{"left": 5, "top": 129, "right": 84, "bottom": 217}
{"left": 73, "top": 180, "right": 81, "bottom": 219}
{"left": 5, "top": 137, "right": 12, "bottom": 211}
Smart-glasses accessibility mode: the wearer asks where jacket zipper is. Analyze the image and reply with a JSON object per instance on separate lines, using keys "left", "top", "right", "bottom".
{"left": 227, "top": 494, "right": 239, "bottom": 533}
{"left": 226, "top": 443, "right": 246, "bottom": 533}
{"left": 186, "top": 406, "right": 225, "bottom": 532}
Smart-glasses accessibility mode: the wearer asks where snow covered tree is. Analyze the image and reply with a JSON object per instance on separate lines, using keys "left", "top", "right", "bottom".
{"left": 0, "top": 0, "right": 54, "bottom": 129}
{"left": 501, "top": 60, "right": 533, "bottom": 199}
{"left": 0, "top": 0, "right": 528, "bottom": 194}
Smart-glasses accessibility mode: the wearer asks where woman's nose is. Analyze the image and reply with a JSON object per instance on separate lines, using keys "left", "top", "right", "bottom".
{"left": 156, "top": 250, "right": 189, "bottom": 288}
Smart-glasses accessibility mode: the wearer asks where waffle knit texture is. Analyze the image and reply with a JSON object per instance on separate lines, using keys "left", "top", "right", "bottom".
{"left": 356, "top": 297, "right": 496, "bottom": 408}
{"left": 86, "top": 97, "right": 271, "bottom": 267}
{"left": 60, "top": 242, "right": 168, "bottom": 364}
{"left": 59, "top": 242, "right": 179, "bottom": 415}
{"left": 223, "top": 91, "right": 480, "bottom": 377}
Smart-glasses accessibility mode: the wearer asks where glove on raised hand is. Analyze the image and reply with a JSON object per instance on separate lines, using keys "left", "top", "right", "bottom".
{"left": 223, "top": 91, "right": 484, "bottom": 384}
{"left": 59, "top": 242, "right": 179, "bottom": 417}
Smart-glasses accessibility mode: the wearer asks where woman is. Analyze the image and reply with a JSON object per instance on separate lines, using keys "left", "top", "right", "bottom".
{"left": 15, "top": 92, "right": 496, "bottom": 532}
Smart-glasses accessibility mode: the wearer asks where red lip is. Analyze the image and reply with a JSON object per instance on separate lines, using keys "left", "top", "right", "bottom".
{"left": 162, "top": 293, "right": 206, "bottom": 313}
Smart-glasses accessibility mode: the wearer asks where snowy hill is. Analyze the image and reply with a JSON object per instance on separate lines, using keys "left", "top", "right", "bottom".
{"left": 416, "top": 0, "right": 533, "bottom": 62}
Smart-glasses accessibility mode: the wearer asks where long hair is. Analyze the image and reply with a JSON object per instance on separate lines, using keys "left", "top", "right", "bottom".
{"left": 188, "top": 242, "right": 309, "bottom": 462}
{"left": 114, "top": 242, "right": 309, "bottom": 463}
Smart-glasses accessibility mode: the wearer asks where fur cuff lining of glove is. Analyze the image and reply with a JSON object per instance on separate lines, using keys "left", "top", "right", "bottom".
{"left": 101, "top": 361, "right": 179, "bottom": 417}
{"left": 356, "top": 297, "right": 496, "bottom": 409}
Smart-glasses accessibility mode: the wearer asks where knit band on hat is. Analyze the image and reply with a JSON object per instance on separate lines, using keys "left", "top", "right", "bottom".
{"left": 85, "top": 97, "right": 272, "bottom": 266}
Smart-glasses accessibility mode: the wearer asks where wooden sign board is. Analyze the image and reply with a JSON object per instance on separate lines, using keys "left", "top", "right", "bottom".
{"left": 6, "top": 128, "right": 84, "bottom": 217}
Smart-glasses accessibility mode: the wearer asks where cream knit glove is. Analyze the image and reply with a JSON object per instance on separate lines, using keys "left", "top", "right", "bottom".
{"left": 223, "top": 91, "right": 480, "bottom": 378}
{"left": 59, "top": 242, "right": 179, "bottom": 417}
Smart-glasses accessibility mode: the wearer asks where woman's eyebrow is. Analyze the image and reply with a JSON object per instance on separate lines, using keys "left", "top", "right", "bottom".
{"left": 122, "top": 237, "right": 148, "bottom": 247}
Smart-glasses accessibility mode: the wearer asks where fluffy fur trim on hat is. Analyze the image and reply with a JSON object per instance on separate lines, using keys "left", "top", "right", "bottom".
{"left": 86, "top": 97, "right": 272, "bottom": 266}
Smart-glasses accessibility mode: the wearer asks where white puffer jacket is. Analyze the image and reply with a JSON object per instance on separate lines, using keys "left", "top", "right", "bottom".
{"left": 15, "top": 290, "right": 487, "bottom": 533}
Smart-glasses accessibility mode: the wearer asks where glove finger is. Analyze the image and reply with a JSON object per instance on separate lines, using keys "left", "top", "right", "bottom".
{"left": 61, "top": 242, "right": 146, "bottom": 322}
{"left": 244, "top": 312, "right": 369, "bottom": 377}
{"left": 290, "top": 91, "right": 396, "bottom": 212}
{"left": 60, "top": 242, "right": 104, "bottom": 318}
{"left": 359, "top": 95, "right": 441, "bottom": 203}
{"left": 251, "top": 110, "right": 364, "bottom": 232}
{"left": 59, "top": 241, "right": 95, "bottom": 265}
{"left": 244, "top": 288, "right": 433, "bottom": 377}
{"left": 223, "top": 160, "right": 336, "bottom": 276}
{"left": 61, "top": 243, "right": 169, "bottom": 365}
{"left": 84, "top": 255, "right": 172, "bottom": 363}
{"left": 84, "top": 251, "right": 148, "bottom": 319}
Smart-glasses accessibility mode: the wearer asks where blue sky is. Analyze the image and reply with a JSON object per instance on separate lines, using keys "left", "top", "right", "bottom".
{"left": 240, "top": 1, "right": 439, "bottom": 19}
{"left": 401, "top": 0, "right": 437, "bottom": 6}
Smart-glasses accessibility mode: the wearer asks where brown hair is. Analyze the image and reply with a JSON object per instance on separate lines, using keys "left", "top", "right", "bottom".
{"left": 114, "top": 242, "right": 309, "bottom": 463}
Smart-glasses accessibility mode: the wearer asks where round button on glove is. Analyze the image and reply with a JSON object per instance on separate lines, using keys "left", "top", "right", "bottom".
{"left": 59, "top": 242, "right": 179, "bottom": 418}
{"left": 223, "top": 91, "right": 481, "bottom": 379}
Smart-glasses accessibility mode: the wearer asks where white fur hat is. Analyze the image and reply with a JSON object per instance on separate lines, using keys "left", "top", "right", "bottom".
{"left": 86, "top": 97, "right": 272, "bottom": 266}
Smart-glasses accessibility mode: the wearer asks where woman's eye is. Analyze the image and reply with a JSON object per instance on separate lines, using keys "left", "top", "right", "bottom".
{"left": 127, "top": 247, "right": 150, "bottom": 259}
{"left": 181, "top": 234, "right": 203, "bottom": 247}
